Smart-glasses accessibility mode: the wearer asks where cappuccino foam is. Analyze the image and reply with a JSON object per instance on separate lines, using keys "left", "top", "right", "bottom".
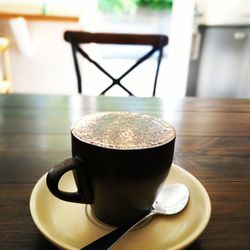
{"left": 72, "top": 112, "right": 175, "bottom": 150}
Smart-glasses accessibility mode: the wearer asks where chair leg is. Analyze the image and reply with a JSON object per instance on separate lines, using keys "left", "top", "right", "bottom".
{"left": 0, "top": 38, "right": 12, "bottom": 94}
{"left": 153, "top": 48, "right": 163, "bottom": 97}
{"left": 70, "top": 43, "right": 82, "bottom": 93}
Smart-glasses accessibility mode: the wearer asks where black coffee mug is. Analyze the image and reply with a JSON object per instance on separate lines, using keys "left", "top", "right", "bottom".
{"left": 46, "top": 112, "right": 175, "bottom": 226}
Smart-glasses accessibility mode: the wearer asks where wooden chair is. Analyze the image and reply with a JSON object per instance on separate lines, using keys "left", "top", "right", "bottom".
{"left": 64, "top": 31, "right": 168, "bottom": 96}
{"left": 0, "top": 37, "right": 12, "bottom": 94}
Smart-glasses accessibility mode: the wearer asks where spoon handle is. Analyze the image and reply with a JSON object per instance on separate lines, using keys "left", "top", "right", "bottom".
{"left": 81, "top": 211, "right": 154, "bottom": 250}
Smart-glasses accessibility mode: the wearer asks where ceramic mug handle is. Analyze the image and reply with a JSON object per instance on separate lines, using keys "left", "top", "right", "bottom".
{"left": 46, "top": 157, "right": 93, "bottom": 203}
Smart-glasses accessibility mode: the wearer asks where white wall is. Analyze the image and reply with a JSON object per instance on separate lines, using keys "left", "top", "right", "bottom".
{"left": 197, "top": 0, "right": 250, "bottom": 25}
{"left": 0, "top": 19, "right": 81, "bottom": 94}
{"left": 160, "top": 0, "right": 195, "bottom": 99}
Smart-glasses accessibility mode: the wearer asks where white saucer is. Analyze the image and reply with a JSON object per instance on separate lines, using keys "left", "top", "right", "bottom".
{"left": 30, "top": 164, "right": 211, "bottom": 250}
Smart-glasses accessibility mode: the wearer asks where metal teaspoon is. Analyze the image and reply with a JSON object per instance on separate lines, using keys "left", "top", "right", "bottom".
{"left": 81, "top": 183, "right": 189, "bottom": 250}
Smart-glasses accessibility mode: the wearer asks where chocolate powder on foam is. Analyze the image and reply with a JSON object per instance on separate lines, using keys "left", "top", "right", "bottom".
{"left": 71, "top": 112, "right": 175, "bottom": 150}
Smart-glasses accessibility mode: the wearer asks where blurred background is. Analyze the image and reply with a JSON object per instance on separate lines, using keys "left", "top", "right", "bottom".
{"left": 0, "top": 0, "right": 250, "bottom": 98}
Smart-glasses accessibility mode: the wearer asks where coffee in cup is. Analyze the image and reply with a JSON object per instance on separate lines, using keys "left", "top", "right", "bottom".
{"left": 46, "top": 112, "right": 175, "bottom": 226}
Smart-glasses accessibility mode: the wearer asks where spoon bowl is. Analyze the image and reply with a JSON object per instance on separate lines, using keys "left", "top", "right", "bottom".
{"left": 153, "top": 183, "right": 189, "bottom": 215}
{"left": 82, "top": 183, "right": 189, "bottom": 250}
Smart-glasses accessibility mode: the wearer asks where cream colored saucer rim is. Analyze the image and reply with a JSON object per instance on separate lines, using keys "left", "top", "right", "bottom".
{"left": 30, "top": 164, "right": 211, "bottom": 250}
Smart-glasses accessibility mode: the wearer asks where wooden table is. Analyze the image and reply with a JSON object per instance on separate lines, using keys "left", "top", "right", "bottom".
{"left": 0, "top": 12, "right": 79, "bottom": 22}
{"left": 0, "top": 94, "right": 249, "bottom": 250}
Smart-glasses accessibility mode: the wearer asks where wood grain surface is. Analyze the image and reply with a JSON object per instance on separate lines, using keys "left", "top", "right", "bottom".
{"left": 0, "top": 94, "right": 249, "bottom": 250}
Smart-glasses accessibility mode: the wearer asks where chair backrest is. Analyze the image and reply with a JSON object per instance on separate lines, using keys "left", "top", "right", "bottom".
{"left": 64, "top": 31, "right": 168, "bottom": 96}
